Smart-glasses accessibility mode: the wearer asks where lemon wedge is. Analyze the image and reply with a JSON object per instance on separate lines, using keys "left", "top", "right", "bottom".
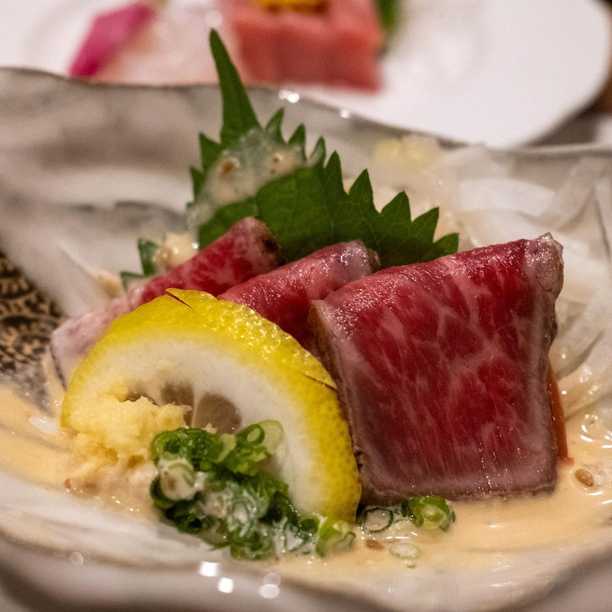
{"left": 62, "top": 289, "right": 360, "bottom": 521}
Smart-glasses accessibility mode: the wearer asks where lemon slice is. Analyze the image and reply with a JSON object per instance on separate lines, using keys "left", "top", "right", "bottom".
{"left": 62, "top": 289, "right": 360, "bottom": 521}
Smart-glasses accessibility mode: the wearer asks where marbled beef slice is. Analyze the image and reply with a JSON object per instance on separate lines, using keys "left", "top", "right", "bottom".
{"left": 310, "top": 235, "right": 564, "bottom": 502}
{"left": 221, "top": 240, "right": 378, "bottom": 347}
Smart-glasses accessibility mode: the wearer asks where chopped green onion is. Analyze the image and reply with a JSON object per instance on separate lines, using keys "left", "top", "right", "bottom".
{"left": 242, "top": 423, "right": 265, "bottom": 444}
{"left": 158, "top": 456, "right": 198, "bottom": 501}
{"left": 402, "top": 496, "right": 455, "bottom": 532}
{"left": 316, "top": 518, "right": 355, "bottom": 557}
{"left": 150, "top": 423, "right": 355, "bottom": 561}
{"left": 359, "top": 495, "right": 455, "bottom": 559}
{"left": 217, "top": 433, "right": 236, "bottom": 462}
{"left": 361, "top": 507, "right": 394, "bottom": 533}
{"left": 149, "top": 476, "right": 174, "bottom": 511}
{"left": 259, "top": 420, "right": 283, "bottom": 453}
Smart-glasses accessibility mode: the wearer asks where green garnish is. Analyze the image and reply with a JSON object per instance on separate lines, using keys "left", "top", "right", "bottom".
{"left": 137, "top": 239, "right": 159, "bottom": 277}
{"left": 401, "top": 495, "right": 456, "bottom": 532}
{"left": 150, "top": 422, "right": 355, "bottom": 560}
{"left": 190, "top": 30, "right": 458, "bottom": 267}
{"left": 375, "top": 0, "right": 401, "bottom": 39}
{"left": 120, "top": 238, "right": 159, "bottom": 288}
{"left": 315, "top": 518, "right": 356, "bottom": 556}
{"left": 211, "top": 30, "right": 259, "bottom": 149}
{"left": 361, "top": 506, "right": 394, "bottom": 533}
{"left": 360, "top": 495, "right": 455, "bottom": 535}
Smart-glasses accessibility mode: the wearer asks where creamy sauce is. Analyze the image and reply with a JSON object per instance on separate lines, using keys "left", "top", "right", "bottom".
{"left": 0, "top": 385, "right": 69, "bottom": 488}
{"left": 155, "top": 232, "right": 197, "bottom": 271}
{"left": 1, "top": 378, "right": 612, "bottom": 571}
{"left": 280, "top": 410, "right": 612, "bottom": 580}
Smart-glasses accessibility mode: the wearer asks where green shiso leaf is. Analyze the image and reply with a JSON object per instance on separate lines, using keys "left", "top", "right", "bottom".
{"left": 265, "top": 108, "right": 285, "bottom": 141}
{"left": 192, "top": 30, "right": 458, "bottom": 267}
{"left": 198, "top": 154, "right": 457, "bottom": 266}
{"left": 199, "top": 133, "right": 222, "bottom": 174}
{"left": 198, "top": 198, "right": 258, "bottom": 246}
{"left": 120, "top": 238, "right": 160, "bottom": 287}
{"left": 137, "top": 239, "right": 159, "bottom": 277}
{"left": 209, "top": 29, "right": 260, "bottom": 148}
{"left": 288, "top": 123, "right": 306, "bottom": 149}
{"left": 190, "top": 167, "right": 205, "bottom": 200}
{"left": 425, "top": 232, "right": 461, "bottom": 262}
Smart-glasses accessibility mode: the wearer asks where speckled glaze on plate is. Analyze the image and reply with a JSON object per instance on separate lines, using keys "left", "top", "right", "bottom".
{"left": 1, "top": 69, "right": 612, "bottom": 612}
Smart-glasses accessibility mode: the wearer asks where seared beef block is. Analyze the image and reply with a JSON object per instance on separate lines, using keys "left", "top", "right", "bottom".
{"left": 311, "top": 236, "right": 563, "bottom": 501}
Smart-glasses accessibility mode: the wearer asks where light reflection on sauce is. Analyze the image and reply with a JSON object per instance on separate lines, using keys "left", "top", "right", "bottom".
{"left": 1, "top": 379, "right": 612, "bottom": 573}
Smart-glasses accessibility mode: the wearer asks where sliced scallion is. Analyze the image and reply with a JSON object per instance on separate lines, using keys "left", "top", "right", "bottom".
{"left": 402, "top": 496, "right": 455, "bottom": 531}
{"left": 150, "top": 423, "right": 356, "bottom": 560}
{"left": 361, "top": 507, "right": 394, "bottom": 533}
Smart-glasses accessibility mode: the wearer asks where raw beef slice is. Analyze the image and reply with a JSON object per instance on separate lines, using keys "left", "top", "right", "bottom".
{"left": 51, "top": 218, "right": 278, "bottom": 383}
{"left": 310, "top": 235, "right": 564, "bottom": 502}
{"left": 222, "top": 241, "right": 378, "bottom": 346}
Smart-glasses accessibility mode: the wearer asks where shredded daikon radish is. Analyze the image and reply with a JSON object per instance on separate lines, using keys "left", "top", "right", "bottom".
{"left": 551, "top": 285, "right": 612, "bottom": 376}
{"left": 457, "top": 178, "right": 553, "bottom": 217}
{"left": 539, "top": 158, "right": 609, "bottom": 229}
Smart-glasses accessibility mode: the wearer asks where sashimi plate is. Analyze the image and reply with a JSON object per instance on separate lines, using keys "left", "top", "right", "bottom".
{"left": 1, "top": 69, "right": 612, "bottom": 612}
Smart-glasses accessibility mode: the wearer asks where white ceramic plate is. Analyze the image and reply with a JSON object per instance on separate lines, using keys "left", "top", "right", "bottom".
{"left": 0, "top": 0, "right": 609, "bottom": 147}
{"left": 1, "top": 68, "right": 612, "bottom": 612}
{"left": 302, "top": 0, "right": 612, "bottom": 147}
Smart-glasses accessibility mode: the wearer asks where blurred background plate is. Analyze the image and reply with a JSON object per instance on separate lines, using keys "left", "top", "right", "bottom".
{"left": 0, "top": 0, "right": 609, "bottom": 147}
{"left": 304, "top": 0, "right": 611, "bottom": 147}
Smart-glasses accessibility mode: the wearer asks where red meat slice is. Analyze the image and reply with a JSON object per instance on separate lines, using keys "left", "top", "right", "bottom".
{"left": 225, "top": 0, "right": 382, "bottom": 89}
{"left": 310, "top": 236, "right": 564, "bottom": 502}
{"left": 51, "top": 218, "right": 278, "bottom": 382}
{"left": 69, "top": 2, "right": 155, "bottom": 78}
{"left": 140, "top": 218, "right": 277, "bottom": 303}
{"left": 221, "top": 241, "right": 378, "bottom": 346}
